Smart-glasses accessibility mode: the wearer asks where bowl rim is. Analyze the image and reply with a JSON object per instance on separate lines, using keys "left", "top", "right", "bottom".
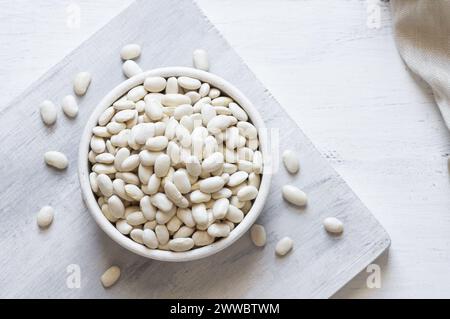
{"left": 78, "top": 67, "right": 272, "bottom": 262}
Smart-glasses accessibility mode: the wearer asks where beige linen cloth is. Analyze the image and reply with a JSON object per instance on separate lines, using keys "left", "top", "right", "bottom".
{"left": 391, "top": 0, "right": 450, "bottom": 129}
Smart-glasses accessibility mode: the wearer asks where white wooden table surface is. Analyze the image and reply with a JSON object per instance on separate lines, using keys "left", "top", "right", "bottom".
{"left": 1, "top": 0, "right": 449, "bottom": 298}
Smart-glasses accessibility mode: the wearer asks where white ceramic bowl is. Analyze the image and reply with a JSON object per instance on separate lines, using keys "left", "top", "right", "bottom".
{"left": 78, "top": 67, "right": 271, "bottom": 262}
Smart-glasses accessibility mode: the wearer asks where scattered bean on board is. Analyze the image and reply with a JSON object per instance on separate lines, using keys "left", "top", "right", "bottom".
{"left": 73, "top": 72, "right": 92, "bottom": 96}
{"left": 323, "top": 217, "right": 344, "bottom": 234}
{"left": 37, "top": 206, "right": 54, "bottom": 228}
{"left": 275, "top": 237, "right": 293, "bottom": 256}
{"left": 100, "top": 266, "right": 121, "bottom": 288}
{"left": 250, "top": 224, "right": 266, "bottom": 247}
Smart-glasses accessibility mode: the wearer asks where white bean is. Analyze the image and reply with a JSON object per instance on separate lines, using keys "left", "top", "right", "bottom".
{"left": 142, "top": 228, "right": 158, "bottom": 248}
{"left": 190, "top": 190, "right": 211, "bottom": 204}
{"left": 73, "top": 72, "right": 91, "bottom": 96}
{"left": 238, "top": 160, "right": 253, "bottom": 173}
{"left": 212, "top": 198, "right": 229, "bottom": 219}
{"left": 275, "top": 237, "right": 294, "bottom": 256}
{"left": 199, "top": 83, "right": 210, "bottom": 97}
{"left": 144, "top": 174, "right": 161, "bottom": 195}
{"left": 168, "top": 238, "right": 195, "bottom": 252}
{"left": 174, "top": 104, "right": 193, "bottom": 120}
{"left": 223, "top": 163, "right": 238, "bottom": 174}
{"left": 115, "top": 109, "right": 137, "bottom": 123}
{"left": 161, "top": 94, "right": 191, "bottom": 107}
{"left": 62, "top": 95, "right": 78, "bottom": 118}
{"left": 228, "top": 171, "right": 248, "bottom": 187}
{"left": 155, "top": 225, "right": 169, "bottom": 245}
{"left": 212, "top": 188, "right": 232, "bottom": 200}
{"left": 127, "top": 85, "right": 147, "bottom": 102}
{"left": 89, "top": 172, "right": 99, "bottom": 192}
{"left": 173, "top": 169, "right": 191, "bottom": 194}
{"left": 154, "top": 154, "right": 171, "bottom": 177}
{"left": 202, "top": 152, "right": 224, "bottom": 173}
{"left": 207, "top": 223, "right": 230, "bottom": 238}
{"left": 207, "top": 115, "right": 235, "bottom": 133}
{"left": 226, "top": 205, "right": 244, "bottom": 223}
{"left": 167, "top": 216, "right": 183, "bottom": 233}
{"left": 176, "top": 208, "right": 196, "bottom": 228}
{"left": 124, "top": 184, "right": 144, "bottom": 201}
{"left": 282, "top": 150, "right": 299, "bottom": 174}
{"left": 144, "top": 77, "right": 166, "bottom": 93}
{"left": 113, "top": 100, "right": 135, "bottom": 111}
{"left": 138, "top": 164, "right": 152, "bottom": 184}
{"left": 150, "top": 193, "right": 173, "bottom": 212}
{"left": 248, "top": 172, "right": 261, "bottom": 189}
{"left": 99, "top": 107, "right": 115, "bottom": 126}
{"left": 252, "top": 151, "right": 263, "bottom": 174}
{"left": 144, "top": 220, "right": 157, "bottom": 230}
{"left": 120, "top": 44, "right": 141, "bottom": 60}
{"left": 156, "top": 206, "right": 176, "bottom": 225}
{"left": 165, "top": 77, "right": 179, "bottom": 94}
{"left": 186, "top": 91, "right": 201, "bottom": 104}
{"left": 237, "top": 185, "right": 258, "bottom": 201}
{"left": 90, "top": 136, "right": 106, "bottom": 153}
{"left": 176, "top": 124, "right": 192, "bottom": 148}
{"left": 193, "top": 49, "right": 209, "bottom": 71}
{"left": 103, "top": 205, "right": 120, "bottom": 223}
{"left": 201, "top": 104, "right": 216, "bottom": 126}
{"left": 116, "top": 220, "right": 132, "bottom": 235}
{"left": 93, "top": 164, "right": 116, "bottom": 175}
{"left": 145, "top": 99, "right": 164, "bottom": 121}
{"left": 192, "top": 231, "right": 214, "bottom": 246}
{"left": 97, "top": 174, "right": 113, "bottom": 197}
{"left": 250, "top": 224, "right": 266, "bottom": 247}
{"left": 185, "top": 155, "right": 201, "bottom": 177}
{"left": 192, "top": 204, "right": 208, "bottom": 226}
{"left": 199, "top": 176, "right": 225, "bottom": 194}
{"left": 178, "top": 76, "right": 201, "bottom": 90}
{"left": 164, "top": 181, "right": 188, "bottom": 208}
{"left": 117, "top": 172, "right": 139, "bottom": 185}
{"left": 93, "top": 126, "right": 111, "bottom": 138}
{"left": 44, "top": 151, "right": 68, "bottom": 170}
{"left": 209, "top": 88, "right": 220, "bottom": 99}
{"left": 140, "top": 196, "right": 156, "bottom": 220}
{"left": 37, "top": 206, "right": 54, "bottom": 228}
{"left": 229, "top": 103, "right": 248, "bottom": 121}
{"left": 108, "top": 195, "right": 125, "bottom": 218}
{"left": 174, "top": 226, "right": 195, "bottom": 239}
{"left": 122, "top": 60, "right": 142, "bottom": 78}
{"left": 146, "top": 136, "right": 168, "bottom": 151}
{"left": 127, "top": 211, "right": 146, "bottom": 226}
{"left": 100, "top": 266, "right": 121, "bottom": 288}
{"left": 282, "top": 185, "right": 307, "bottom": 207}
{"left": 40, "top": 100, "right": 57, "bottom": 125}
{"left": 323, "top": 217, "right": 344, "bottom": 234}
{"left": 130, "top": 229, "right": 144, "bottom": 244}
{"left": 212, "top": 97, "right": 233, "bottom": 107}
{"left": 139, "top": 150, "right": 162, "bottom": 166}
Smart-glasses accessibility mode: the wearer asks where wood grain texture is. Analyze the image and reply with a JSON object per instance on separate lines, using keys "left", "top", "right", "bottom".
{"left": 0, "top": 0, "right": 389, "bottom": 298}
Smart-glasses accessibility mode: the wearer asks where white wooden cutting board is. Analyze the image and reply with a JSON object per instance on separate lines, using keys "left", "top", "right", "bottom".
{"left": 0, "top": 0, "right": 390, "bottom": 298}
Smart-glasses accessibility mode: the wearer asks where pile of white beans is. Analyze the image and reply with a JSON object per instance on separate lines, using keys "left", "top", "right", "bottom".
{"left": 88, "top": 75, "right": 263, "bottom": 252}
